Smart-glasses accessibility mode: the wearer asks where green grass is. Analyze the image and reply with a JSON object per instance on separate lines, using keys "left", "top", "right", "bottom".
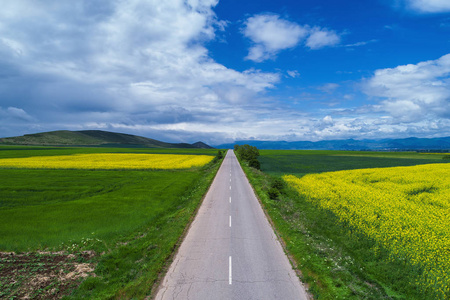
{"left": 239, "top": 150, "right": 450, "bottom": 300}
{"left": 0, "top": 146, "right": 223, "bottom": 299}
{"left": 0, "top": 169, "right": 202, "bottom": 251}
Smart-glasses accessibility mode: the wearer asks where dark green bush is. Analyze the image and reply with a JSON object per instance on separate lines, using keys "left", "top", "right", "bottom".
{"left": 249, "top": 158, "right": 261, "bottom": 170}
{"left": 267, "top": 187, "right": 280, "bottom": 200}
{"left": 234, "top": 144, "right": 260, "bottom": 169}
{"left": 234, "top": 144, "right": 259, "bottom": 161}
{"left": 270, "top": 178, "right": 284, "bottom": 190}
{"left": 213, "top": 150, "right": 224, "bottom": 163}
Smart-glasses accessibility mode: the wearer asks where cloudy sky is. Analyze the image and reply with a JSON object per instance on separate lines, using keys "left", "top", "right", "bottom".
{"left": 1, "top": 0, "right": 450, "bottom": 144}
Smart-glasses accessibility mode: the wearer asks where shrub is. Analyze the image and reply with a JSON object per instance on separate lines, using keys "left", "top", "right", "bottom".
{"left": 267, "top": 187, "right": 280, "bottom": 200}
{"left": 248, "top": 158, "right": 260, "bottom": 170}
{"left": 271, "top": 178, "right": 284, "bottom": 191}
{"left": 213, "top": 150, "right": 224, "bottom": 163}
{"left": 234, "top": 144, "right": 259, "bottom": 162}
{"left": 234, "top": 144, "right": 261, "bottom": 169}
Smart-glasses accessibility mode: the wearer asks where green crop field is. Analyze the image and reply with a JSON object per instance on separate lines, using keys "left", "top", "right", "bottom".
{"left": 239, "top": 150, "right": 450, "bottom": 300}
{"left": 0, "top": 146, "right": 223, "bottom": 299}
{"left": 259, "top": 150, "right": 448, "bottom": 177}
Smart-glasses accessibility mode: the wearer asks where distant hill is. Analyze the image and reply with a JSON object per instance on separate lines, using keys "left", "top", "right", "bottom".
{"left": 0, "top": 130, "right": 214, "bottom": 149}
{"left": 216, "top": 137, "right": 450, "bottom": 151}
{"left": 191, "top": 141, "right": 214, "bottom": 149}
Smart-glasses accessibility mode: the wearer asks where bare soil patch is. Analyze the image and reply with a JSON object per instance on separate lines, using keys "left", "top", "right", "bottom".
{"left": 0, "top": 251, "right": 95, "bottom": 299}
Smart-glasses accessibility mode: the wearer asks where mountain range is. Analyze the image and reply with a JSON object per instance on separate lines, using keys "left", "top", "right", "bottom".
{"left": 216, "top": 137, "right": 450, "bottom": 151}
{"left": 0, "top": 130, "right": 214, "bottom": 149}
{"left": 2, "top": 130, "right": 449, "bottom": 151}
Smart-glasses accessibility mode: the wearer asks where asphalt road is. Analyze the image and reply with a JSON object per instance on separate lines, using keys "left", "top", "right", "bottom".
{"left": 154, "top": 150, "right": 309, "bottom": 300}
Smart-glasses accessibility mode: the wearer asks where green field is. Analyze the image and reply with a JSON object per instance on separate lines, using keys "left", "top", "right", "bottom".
{"left": 1, "top": 169, "right": 204, "bottom": 251}
{"left": 239, "top": 150, "right": 450, "bottom": 300}
{"left": 0, "top": 146, "right": 222, "bottom": 299}
{"left": 259, "top": 150, "right": 448, "bottom": 177}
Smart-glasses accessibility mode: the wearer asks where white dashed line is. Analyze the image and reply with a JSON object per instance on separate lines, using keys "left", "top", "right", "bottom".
{"left": 229, "top": 215, "right": 232, "bottom": 227}
{"left": 229, "top": 256, "right": 232, "bottom": 285}
{"left": 229, "top": 196, "right": 231, "bottom": 203}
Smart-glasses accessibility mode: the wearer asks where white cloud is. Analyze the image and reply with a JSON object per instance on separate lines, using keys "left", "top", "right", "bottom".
{"left": 287, "top": 70, "right": 300, "bottom": 78}
{"left": 246, "top": 45, "right": 271, "bottom": 63}
{"left": 0, "top": 38, "right": 25, "bottom": 57}
{"left": 6, "top": 107, "right": 34, "bottom": 121}
{"left": 364, "top": 53, "right": 450, "bottom": 122}
{"left": 243, "top": 14, "right": 308, "bottom": 62}
{"left": 0, "top": 107, "right": 37, "bottom": 138}
{"left": 382, "top": 100, "right": 423, "bottom": 122}
{"left": 243, "top": 14, "right": 341, "bottom": 62}
{"left": 0, "top": 107, "right": 34, "bottom": 122}
{"left": 317, "top": 115, "right": 335, "bottom": 130}
{"left": 306, "top": 27, "right": 341, "bottom": 50}
{"left": 1, "top": 1, "right": 448, "bottom": 143}
{"left": 317, "top": 83, "right": 340, "bottom": 93}
{"left": 403, "top": 0, "right": 450, "bottom": 13}
{"left": 344, "top": 39, "right": 378, "bottom": 48}
{"left": 0, "top": 0, "right": 281, "bottom": 142}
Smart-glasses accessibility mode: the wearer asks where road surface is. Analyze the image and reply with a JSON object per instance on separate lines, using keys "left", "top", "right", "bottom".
{"left": 154, "top": 150, "right": 309, "bottom": 300}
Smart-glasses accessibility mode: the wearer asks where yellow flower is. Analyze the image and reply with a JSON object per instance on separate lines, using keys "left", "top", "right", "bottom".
{"left": 284, "top": 163, "right": 450, "bottom": 298}
{"left": 0, "top": 153, "right": 214, "bottom": 170}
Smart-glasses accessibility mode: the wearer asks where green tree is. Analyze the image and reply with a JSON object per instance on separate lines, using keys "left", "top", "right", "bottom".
{"left": 234, "top": 144, "right": 260, "bottom": 170}
{"left": 213, "top": 150, "right": 224, "bottom": 163}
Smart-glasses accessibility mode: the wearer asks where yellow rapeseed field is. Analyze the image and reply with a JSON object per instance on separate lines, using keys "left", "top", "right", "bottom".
{"left": 284, "top": 164, "right": 450, "bottom": 299}
{"left": 0, "top": 153, "right": 214, "bottom": 170}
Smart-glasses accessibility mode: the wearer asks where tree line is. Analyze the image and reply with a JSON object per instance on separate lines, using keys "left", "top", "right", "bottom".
{"left": 234, "top": 144, "right": 260, "bottom": 169}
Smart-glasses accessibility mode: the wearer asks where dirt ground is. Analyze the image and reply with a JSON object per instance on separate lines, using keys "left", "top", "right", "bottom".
{"left": 0, "top": 251, "right": 96, "bottom": 299}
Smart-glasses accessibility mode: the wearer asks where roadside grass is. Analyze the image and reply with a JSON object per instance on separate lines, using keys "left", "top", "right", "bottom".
{"left": 238, "top": 150, "right": 450, "bottom": 299}
{"left": 0, "top": 146, "right": 224, "bottom": 299}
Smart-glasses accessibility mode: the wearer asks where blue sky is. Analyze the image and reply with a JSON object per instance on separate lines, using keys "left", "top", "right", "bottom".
{"left": 1, "top": 0, "right": 450, "bottom": 144}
